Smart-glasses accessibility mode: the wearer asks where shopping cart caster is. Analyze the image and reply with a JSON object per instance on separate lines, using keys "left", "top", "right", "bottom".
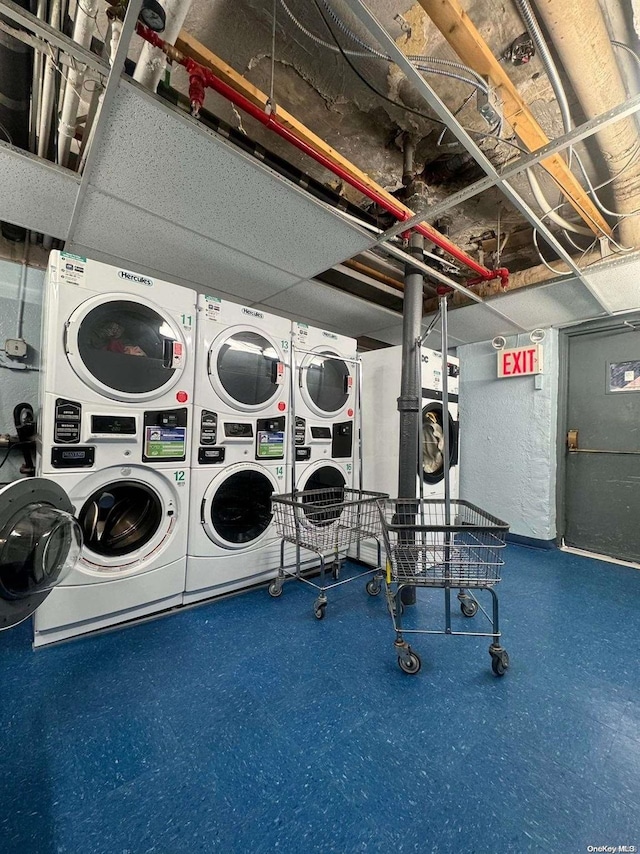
{"left": 397, "top": 648, "right": 421, "bottom": 675}
{"left": 268, "top": 580, "right": 283, "bottom": 598}
{"left": 366, "top": 578, "right": 381, "bottom": 596}
{"left": 460, "top": 600, "right": 478, "bottom": 618}
{"left": 313, "top": 598, "right": 327, "bottom": 620}
{"left": 331, "top": 561, "right": 341, "bottom": 581}
{"left": 489, "top": 646, "right": 509, "bottom": 677}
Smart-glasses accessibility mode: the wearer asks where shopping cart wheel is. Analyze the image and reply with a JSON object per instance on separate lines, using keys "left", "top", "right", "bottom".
{"left": 398, "top": 649, "right": 421, "bottom": 675}
{"left": 366, "top": 578, "right": 381, "bottom": 596}
{"left": 314, "top": 603, "right": 326, "bottom": 620}
{"left": 268, "top": 581, "right": 283, "bottom": 598}
{"left": 331, "top": 562, "right": 340, "bottom": 581}
{"left": 490, "top": 648, "right": 509, "bottom": 677}
{"left": 460, "top": 600, "right": 478, "bottom": 618}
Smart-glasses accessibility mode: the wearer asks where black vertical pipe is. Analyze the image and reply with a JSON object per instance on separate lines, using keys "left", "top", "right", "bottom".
{"left": 397, "top": 232, "right": 425, "bottom": 606}
{"left": 0, "top": 0, "right": 34, "bottom": 241}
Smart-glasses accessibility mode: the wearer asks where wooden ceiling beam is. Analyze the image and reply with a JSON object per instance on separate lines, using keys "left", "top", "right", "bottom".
{"left": 417, "top": 0, "right": 612, "bottom": 237}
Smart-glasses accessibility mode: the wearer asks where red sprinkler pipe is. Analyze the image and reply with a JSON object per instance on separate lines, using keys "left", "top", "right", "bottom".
{"left": 136, "top": 25, "right": 509, "bottom": 286}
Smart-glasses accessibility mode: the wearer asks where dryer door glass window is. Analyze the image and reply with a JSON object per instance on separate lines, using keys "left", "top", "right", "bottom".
{"left": 422, "top": 404, "right": 457, "bottom": 484}
{"left": 216, "top": 332, "right": 280, "bottom": 406}
{"left": 77, "top": 301, "right": 182, "bottom": 395}
{"left": 305, "top": 352, "right": 349, "bottom": 414}
{"left": 301, "top": 466, "right": 346, "bottom": 526}
{"left": 0, "top": 504, "right": 81, "bottom": 602}
{"left": 78, "top": 483, "right": 163, "bottom": 558}
{"left": 210, "top": 470, "right": 274, "bottom": 544}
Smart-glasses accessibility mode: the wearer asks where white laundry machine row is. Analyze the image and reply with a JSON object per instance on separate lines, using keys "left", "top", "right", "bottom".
{"left": 32, "top": 464, "right": 189, "bottom": 646}
{"left": 32, "top": 251, "right": 197, "bottom": 645}
{"left": 290, "top": 322, "right": 358, "bottom": 493}
{"left": 39, "top": 251, "right": 196, "bottom": 475}
{"left": 356, "top": 345, "right": 460, "bottom": 566}
{"left": 185, "top": 296, "right": 292, "bottom": 603}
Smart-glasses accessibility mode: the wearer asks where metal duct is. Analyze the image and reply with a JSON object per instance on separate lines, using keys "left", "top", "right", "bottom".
{"left": 0, "top": 0, "right": 33, "bottom": 240}
{"left": 535, "top": 0, "right": 640, "bottom": 247}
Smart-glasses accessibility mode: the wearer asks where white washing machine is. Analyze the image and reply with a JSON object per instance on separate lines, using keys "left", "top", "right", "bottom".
{"left": 29, "top": 462, "right": 189, "bottom": 646}
{"left": 358, "top": 345, "right": 460, "bottom": 565}
{"left": 185, "top": 296, "right": 291, "bottom": 603}
{"left": 38, "top": 251, "right": 196, "bottom": 476}
{"left": 291, "top": 322, "right": 358, "bottom": 491}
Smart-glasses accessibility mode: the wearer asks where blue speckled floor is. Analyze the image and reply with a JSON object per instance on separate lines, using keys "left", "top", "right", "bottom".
{"left": 2, "top": 545, "right": 639, "bottom": 853}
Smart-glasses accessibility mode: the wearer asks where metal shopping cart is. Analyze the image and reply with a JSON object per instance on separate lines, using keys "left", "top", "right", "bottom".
{"left": 269, "top": 487, "right": 388, "bottom": 619}
{"left": 378, "top": 497, "right": 510, "bottom": 676}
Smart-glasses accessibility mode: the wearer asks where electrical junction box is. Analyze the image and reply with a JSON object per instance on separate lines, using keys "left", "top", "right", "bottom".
{"left": 5, "top": 338, "right": 27, "bottom": 359}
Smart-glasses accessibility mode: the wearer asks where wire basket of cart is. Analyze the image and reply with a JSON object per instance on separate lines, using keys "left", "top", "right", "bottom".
{"left": 269, "top": 487, "right": 388, "bottom": 619}
{"left": 378, "top": 498, "right": 510, "bottom": 676}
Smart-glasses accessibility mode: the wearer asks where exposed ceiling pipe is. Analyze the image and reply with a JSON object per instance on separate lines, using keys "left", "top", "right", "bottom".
{"left": 136, "top": 23, "right": 509, "bottom": 285}
{"left": 38, "top": 0, "right": 62, "bottom": 160}
{"left": 513, "top": 0, "right": 592, "bottom": 237}
{"left": 29, "top": 0, "right": 46, "bottom": 153}
{"left": 534, "top": 0, "right": 640, "bottom": 247}
{"left": 133, "top": 0, "right": 193, "bottom": 92}
{"left": 57, "top": 0, "right": 100, "bottom": 168}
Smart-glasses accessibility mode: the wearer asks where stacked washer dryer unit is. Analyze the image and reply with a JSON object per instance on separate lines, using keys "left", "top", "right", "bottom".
{"left": 358, "top": 344, "right": 460, "bottom": 565}
{"left": 290, "top": 322, "right": 358, "bottom": 496}
{"left": 33, "top": 251, "right": 196, "bottom": 647}
{"left": 184, "top": 296, "right": 290, "bottom": 603}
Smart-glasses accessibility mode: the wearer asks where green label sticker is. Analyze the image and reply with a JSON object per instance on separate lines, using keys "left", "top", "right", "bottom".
{"left": 61, "top": 251, "right": 87, "bottom": 262}
{"left": 257, "top": 430, "right": 284, "bottom": 459}
{"left": 145, "top": 426, "right": 186, "bottom": 459}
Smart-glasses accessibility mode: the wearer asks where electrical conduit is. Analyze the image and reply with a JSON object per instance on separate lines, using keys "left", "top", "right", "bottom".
{"left": 136, "top": 24, "right": 508, "bottom": 285}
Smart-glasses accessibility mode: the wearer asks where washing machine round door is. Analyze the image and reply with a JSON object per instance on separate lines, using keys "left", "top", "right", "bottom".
{"left": 0, "top": 479, "right": 82, "bottom": 630}
{"left": 209, "top": 327, "right": 286, "bottom": 411}
{"left": 300, "top": 349, "right": 351, "bottom": 417}
{"left": 66, "top": 295, "right": 187, "bottom": 402}
{"left": 299, "top": 464, "right": 346, "bottom": 527}
{"left": 421, "top": 403, "right": 458, "bottom": 484}
{"left": 77, "top": 481, "right": 164, "bottom": 560}
{"left": 203, "top": 465, "right": 278, "bottom": 549}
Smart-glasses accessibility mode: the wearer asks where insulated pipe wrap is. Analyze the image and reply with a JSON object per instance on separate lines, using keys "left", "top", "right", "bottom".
{"left": 535, "top": 0, "right": 640, "bottom": 246}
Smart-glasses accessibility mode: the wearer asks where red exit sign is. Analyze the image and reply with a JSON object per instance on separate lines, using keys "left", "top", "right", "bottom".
{"left": 497, "top": 344, "right": 543, "bottom": 378}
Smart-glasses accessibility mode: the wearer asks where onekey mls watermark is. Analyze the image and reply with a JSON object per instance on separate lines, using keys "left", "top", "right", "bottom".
{"left": 586, "top": 847, "right": 636, "bottom": 853}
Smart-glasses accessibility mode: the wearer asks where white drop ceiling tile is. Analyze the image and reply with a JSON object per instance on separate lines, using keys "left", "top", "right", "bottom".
{"left": 491, "top": 278, "right": 607, "bottom": 327}
{"left": 88, "top": 82, "right": 375, "bottom": 279}
{"left": 0, "top": 142, "right": 79, "bottom": 239}
{"left": 261, "top": 280, "right": 400, "bottom": 336}
{"left": 71, "top": 189, "right": 300, "bottom": 301}
{"left": 583, "top": 256, "right": 640, "bottom": 314}
{"left": 446, "top": 305, "right": 520, "bottom": 345}
{"left": 250, "top": 303, "right": 343, "bottom": 333}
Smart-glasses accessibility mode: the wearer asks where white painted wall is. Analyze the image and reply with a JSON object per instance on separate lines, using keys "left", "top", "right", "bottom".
{"left": 458, "top": 329, "right": 559, "bottom": 542}
{"left": 0, "top": 259, "right": 43, "bottom": 483}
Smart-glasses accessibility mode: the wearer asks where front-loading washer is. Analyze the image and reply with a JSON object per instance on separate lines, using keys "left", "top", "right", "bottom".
{"left": 32, "top": 463, "right": 189, "bottom": 647}
{"left": 185, "top": 458, "right": 288, "bottom": 603}
{"left": 357, "top": 345, "right": 460, "bottom": 566}
{"left": 39, "top": 251, "right": 196, "bottom": 476}
{"left": 291, "top": 322, "right": 357, "bottom": 491}
{"left": 186, "top": 296, "right": 291, "bottom": 602}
